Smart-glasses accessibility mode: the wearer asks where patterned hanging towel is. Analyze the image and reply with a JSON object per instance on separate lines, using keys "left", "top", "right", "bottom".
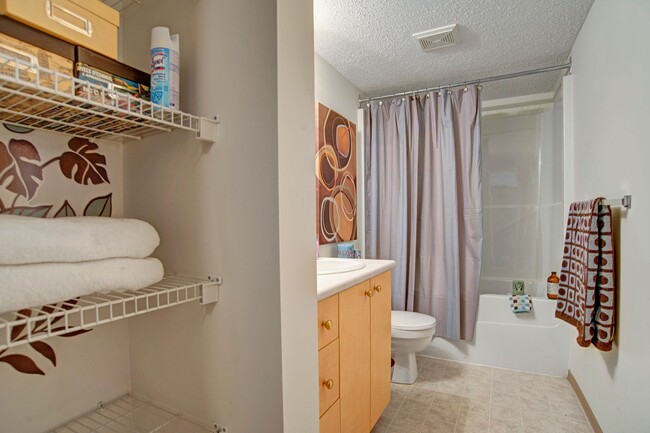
{"left": 555, "top": 199, "right": 616, "bottom": 351}
{"left": 509, "top": 294, "right": 532, "bottom": 313}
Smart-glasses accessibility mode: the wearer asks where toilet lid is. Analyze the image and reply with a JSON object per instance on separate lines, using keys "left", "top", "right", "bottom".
{"left": 392, "top": 311, "right": 436, "bottom": 331}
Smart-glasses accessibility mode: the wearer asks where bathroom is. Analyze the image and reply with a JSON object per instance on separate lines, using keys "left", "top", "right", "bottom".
{"left": 0, "top": 0, "right": 648, "bottom": 433}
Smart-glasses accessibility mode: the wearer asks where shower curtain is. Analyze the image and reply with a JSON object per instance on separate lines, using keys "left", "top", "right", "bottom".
{"left": 365, "top": 86, "right": 482, "bottom": 340}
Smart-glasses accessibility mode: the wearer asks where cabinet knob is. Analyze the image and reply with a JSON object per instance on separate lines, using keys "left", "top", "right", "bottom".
{"left": 374, "top": 285, "right": 382, "bottom": 293}
{"left": 365, "top": 289, "right": 374, "bottom": 298}
{"left": 323, "top": 379, "right": 334, "bottom": 389}
{"left": 321, "top": 320, "right": 333, "bottom": 330}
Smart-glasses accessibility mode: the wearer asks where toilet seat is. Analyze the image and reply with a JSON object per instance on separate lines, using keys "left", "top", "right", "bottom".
{"left": 392, "top": 310, "right": 436, "bottom": 331}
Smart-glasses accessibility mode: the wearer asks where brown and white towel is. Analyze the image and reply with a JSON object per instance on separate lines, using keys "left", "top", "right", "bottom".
{"left": 555, "top": 199, "right": 616, "bottom": 351}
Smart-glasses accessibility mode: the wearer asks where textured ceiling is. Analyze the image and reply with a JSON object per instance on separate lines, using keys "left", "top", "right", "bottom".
{"left": 314, "top": 0, "right": 593, "bottom": 101}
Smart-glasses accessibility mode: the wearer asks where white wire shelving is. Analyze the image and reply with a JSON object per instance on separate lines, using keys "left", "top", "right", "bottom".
{"left": 0, "top": 52, "right": 218, "bottom": 142}
{"left": 0, "top": 275, "right": 220, "bottom": 351}
{"left": 52, "top": 394, "right": 212, "bottom": 433}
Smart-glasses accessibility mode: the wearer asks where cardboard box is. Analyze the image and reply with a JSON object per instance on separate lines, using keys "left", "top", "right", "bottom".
{"left": 0, "top": 0, "right": 119, "bottom": 59}
{"left": 75, "top": 46, "right": 150, "bottom": 103}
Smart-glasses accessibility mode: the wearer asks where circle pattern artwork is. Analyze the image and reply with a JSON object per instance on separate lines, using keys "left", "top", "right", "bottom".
{"left": 316, "top": 103, "right": 357, "bottom": 244}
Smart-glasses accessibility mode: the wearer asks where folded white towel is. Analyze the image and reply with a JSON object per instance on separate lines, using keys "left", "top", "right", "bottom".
{"left": 0, "top": 258, "right": 164, "bottom": 314}
{"left": 0, "top": 215, "right": 160, "bottom": 265}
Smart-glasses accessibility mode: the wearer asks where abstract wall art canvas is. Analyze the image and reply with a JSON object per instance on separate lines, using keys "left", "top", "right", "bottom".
{"left": 316, "top": 103, "right": 357, "bottom": 244}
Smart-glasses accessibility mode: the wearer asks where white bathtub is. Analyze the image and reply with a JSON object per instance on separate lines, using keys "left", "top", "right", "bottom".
{"left": 421, "top": 294, "right": 572, "bottom": 376}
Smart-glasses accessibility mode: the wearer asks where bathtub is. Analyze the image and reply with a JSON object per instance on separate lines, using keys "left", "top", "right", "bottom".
{"left": 420, "top": 294, "right": 572, "bottom": 376}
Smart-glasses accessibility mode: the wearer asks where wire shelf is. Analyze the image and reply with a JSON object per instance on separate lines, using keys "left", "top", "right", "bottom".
{"left": 52, "top": 394, "right": 212, "bottom": 433}
{"left": 0, "top": 275, "right": 213, "bottom": 351}
{"left": 0, "top": 52, "right": 211, "bottom": 141}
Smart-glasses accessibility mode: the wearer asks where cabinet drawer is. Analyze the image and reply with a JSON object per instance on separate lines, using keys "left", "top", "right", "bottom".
{"left": 1, "top": 0, "right": 120, "bottom": 59}
{"left": 318, "top": 338, "right": 340, "bottom": 417}
{"left": 320, "top": 399, "right": 341, "bottom": 433}
{"left": 317, "top": 295, "right": 339, "bottom": 350}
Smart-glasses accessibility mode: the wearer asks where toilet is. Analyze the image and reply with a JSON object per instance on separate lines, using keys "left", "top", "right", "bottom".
{"left": 391, "top": 310, "right": 437, "bottom": 384}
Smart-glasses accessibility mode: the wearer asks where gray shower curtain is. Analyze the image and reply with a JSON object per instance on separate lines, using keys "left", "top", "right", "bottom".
{"left": 365, "top": 86, "right": 482, "bottom": 340}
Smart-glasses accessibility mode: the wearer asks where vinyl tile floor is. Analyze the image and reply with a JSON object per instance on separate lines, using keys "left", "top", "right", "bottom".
{"left": 371, "top": 356, "right": 594, "bottom": 433}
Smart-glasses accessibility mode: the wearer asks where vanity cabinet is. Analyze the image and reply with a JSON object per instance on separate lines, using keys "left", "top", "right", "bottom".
{"left": 317, "top": 270, "right": 392, "bottom": 433}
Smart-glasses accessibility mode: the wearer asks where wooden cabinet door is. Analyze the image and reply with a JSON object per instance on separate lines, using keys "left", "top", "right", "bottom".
{"left": 339, "top": 280, "right": 371, "bottom": 433}
{"left": 318, "top": 339, "right": 340, "bottom": 416}
{"left": 369, "top": 271, "right": 392, "bottom": 428}
{"left": 318, "top": 295, "right": 339, "bottom": 350}
{"left": 320, "top": 400, "right": 341, "bottom": 433}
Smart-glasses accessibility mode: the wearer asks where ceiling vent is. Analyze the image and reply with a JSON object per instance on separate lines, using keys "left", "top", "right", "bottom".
{"left": 413, "top": 24, "right": 459, "bottom": 52}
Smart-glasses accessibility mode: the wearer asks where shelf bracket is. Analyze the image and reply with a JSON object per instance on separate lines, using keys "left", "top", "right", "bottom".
{"left": 197, "top": 116, "right": 220, "bottom": 143}
{"left": 201, "top": 274, "right": 222, "bottom": 305}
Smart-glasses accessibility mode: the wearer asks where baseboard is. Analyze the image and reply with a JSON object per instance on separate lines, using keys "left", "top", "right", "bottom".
{"left": 567, "top": 370, "right": 604, "bottom": 433}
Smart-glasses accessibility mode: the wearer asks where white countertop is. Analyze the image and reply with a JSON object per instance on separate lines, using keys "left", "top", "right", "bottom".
{"left": 317, "top": 258, "right": 396, "bottom": 301}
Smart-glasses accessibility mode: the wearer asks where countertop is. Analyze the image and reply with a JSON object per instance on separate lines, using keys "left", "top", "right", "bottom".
{"left": 317, "top": 258, "right": 396, "bottom": 301}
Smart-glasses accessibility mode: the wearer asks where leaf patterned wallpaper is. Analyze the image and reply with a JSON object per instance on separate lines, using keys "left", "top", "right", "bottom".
{"left": 0, "top": 124, "right": 123, "bottom": 375}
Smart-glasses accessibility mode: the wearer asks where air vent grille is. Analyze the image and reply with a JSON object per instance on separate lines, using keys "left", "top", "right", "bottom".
{"left": 413, "top": 24, "right": 459, "bottom": 52}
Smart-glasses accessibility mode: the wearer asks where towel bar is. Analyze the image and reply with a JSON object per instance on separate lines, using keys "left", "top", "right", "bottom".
{"left": 600, "top": 195, "right": 632, "bottom": 209}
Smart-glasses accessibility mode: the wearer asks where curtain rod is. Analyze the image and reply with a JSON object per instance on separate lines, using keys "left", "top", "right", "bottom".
{"left": 358, "top": 62, "right": 571, "bottom": 105}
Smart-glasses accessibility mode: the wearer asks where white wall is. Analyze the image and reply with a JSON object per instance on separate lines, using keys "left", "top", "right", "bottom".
{"left": 568, "top": 1, "right": 650, "bottom": 431}
{"left": 278, "top": 0, "right": 320, "bottom": 431}
{"left": 314, "top": 54, "right": 364, "bottom": 257}
{"left": 121, "top": 0, "right": 316, "bottom": 431}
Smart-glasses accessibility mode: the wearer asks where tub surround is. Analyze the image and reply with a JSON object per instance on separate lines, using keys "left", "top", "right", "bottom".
{"left": 317, "top": 259, "right": 396, "bottom": 300}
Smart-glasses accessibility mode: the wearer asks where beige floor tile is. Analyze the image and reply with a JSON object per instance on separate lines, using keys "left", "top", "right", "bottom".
{"left": 437, "top": 374, "right": 467, "bottom": 396}
{"left": 371, "top": 420, "right": 391, "bottom": 433}
{"left": 491, "top": 418, "right": 524, "bottom": 433}
{"left": 408, "top": 381, "right": 439, "bottom": 403}
{"left": 522, "top": 423, "right": 557, "bottom": 433}
{"left": 379, "top": 363, "right": 589, "bottom": 433}
{"left": 418, "top": 355, "right": 449, "bottom": 370}
{"left": 520, "top": 390, "right": 551, "bottom": 409}
{"left": 418, "top": 367, "right": 445, "bottom": 383}
{"left": 389, "top": 411, "right": 426, "bottom": 433}
{"left": 461, "top": 396, "right": 490, "bottom": 413}
{"left": 463, "top": 382, "right": 492, "bottom": 401}
{"left": 491, "top": 401, "right": 521, "bottom": 422}
{"left": 492, "top": 389, "right": 520, "bottom": 407}
{"left": 554, "top": 416, "right": 593, "bottom": 433}
{"left": 399, "top": 397, "right": 431, "bottom": 417}
{"left": 428, "top": 392, "right": 462, "bottom": 424}
{"left": 421, "top": 417, "right": 456, "bottom": 433}
{"left": 457, "top": 405, "right": 490, "bottom": 430}
{"left": 493, "top": 379, "right": 519, "bottom": 394}
{"left": 455, "top": 423, "right": 488, "bottom": 433}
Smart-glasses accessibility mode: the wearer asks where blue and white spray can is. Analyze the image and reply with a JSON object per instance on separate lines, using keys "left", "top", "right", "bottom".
{"left": 150, "top": 26, "right": 180, "bottom": 109}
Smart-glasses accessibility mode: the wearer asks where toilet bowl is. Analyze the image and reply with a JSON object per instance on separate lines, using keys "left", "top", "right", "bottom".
{"left": 391, "top": 310, "right": 436, "bottom": 384}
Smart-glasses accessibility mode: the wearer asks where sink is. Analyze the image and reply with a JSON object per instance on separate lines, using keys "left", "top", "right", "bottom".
{"left": 317, "top": 258, "right": 366, "bottom": 275}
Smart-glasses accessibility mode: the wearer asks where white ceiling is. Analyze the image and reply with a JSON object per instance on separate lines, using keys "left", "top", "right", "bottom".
{"left": 314, "top": 0, "right": 593, "bottom": 101}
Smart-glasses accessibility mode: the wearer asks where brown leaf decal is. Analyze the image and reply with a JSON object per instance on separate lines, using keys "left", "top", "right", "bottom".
{"left": 0, "top": 354, "right": 45, "bottom": 375}
{"left": 54, "top": 200, "right": 76, "bottom": 217}
{"left": 1, "top": 205, "right": 52, "bottom": 218}
{"left": 0, "top": 139, "right": 43, "bottom": 199}
{"left": 59, "top": 137, "right": 110, "bottom": 185}
{"left": 30, "top": 341, "right": 56, "bottom": 366}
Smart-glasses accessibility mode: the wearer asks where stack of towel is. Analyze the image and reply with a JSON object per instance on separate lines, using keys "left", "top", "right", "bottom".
{"left": 0, "top": 215, "right": 164, "bottom": 314}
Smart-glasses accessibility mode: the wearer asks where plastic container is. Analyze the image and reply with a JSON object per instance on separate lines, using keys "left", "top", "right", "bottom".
{"left": 547, "top": 272, "right": 559, "bottom": 299}
{"left": 150, "top": 26, "right": 179, "bottom": 109}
